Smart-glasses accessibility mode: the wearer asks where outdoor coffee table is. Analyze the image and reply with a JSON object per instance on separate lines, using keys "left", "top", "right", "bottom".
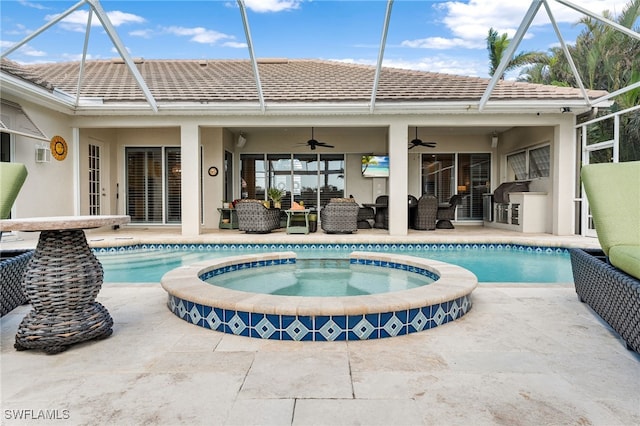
{"left": 0, "top": 215, "right": 130, "bottom": 354}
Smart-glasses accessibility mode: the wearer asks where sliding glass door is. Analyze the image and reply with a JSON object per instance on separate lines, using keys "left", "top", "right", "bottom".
{"left": 421, "top": 153, "right": 490, "bottom": 221}
{"left": 241, "top": 153, "right": 345, "bottom": 209}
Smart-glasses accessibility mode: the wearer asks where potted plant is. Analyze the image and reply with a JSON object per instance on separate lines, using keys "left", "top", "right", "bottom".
{"left": 267, "top": 187, "right": 285, "bottom": 209}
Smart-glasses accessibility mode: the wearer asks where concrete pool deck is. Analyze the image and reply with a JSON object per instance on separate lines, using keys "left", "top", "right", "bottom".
{"left": 1, "top": 227, "right": 638, "bottom": 425}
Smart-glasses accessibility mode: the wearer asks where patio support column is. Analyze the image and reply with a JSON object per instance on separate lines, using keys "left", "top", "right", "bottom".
{"left": 181, "top": 123, "right": 201, "bottom": 236}
{"left": 388, "top": 123, "right": 409, "bottom": 236}
{"left": 552, "top": 118, "right": 576, "bottom": 235}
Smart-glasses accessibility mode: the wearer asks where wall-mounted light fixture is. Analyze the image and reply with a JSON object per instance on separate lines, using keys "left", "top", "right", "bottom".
{"left": 491, "top": 131, "right": 498, "bottom": 148}
{"left": 35, "top": 144, "right": 51, "bottom": 163}
{"left": 237, "top": 133, "right": 247, "bottom": 148}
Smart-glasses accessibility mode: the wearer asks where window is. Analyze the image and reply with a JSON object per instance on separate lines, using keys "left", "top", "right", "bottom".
{"left": 506, "top": 151, "right": 527, "bottom": 180}
{"left": 241, "top": 153, "right": 345, "bottom": 209}
{"left": 507, "top": 144, "right": 550, "bottom": 180}
{"left": 528, "top": 145, "right": 550, "bottom": 178}
{"left": 88, "top": 144, "right": 101, "bottom": 215}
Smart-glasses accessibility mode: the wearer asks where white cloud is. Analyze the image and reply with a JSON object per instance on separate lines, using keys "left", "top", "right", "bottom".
{"left": 335, "top": 55, "right": 484, "bottom": 78}
{"left": 110, "top": 46, "right": 131, "bottom": 56}
{"left": 129, "top": 29, "right": 154, "bottom": 39}
{"left": 243, "top": 0, "right": 302, "bottom": 13}
{"left": 3, "top": 23, "right": 32, "bottom": 37}
{"left": 46, "top": 10, "right": 146, "bottom": 33}
{"left": 222, "top": 41, "right": 248, "bottom": 49}
{"left": 18, "top": 0, "right": 49, "bottom": 11}
{"left": 401, "top": 37, "right": 483, "bottom": 50}
{"left": 384, "top": 56, "right": 484, "bottom": 77}
{"left": 164, "top": 26, "right": 234, "bottom": 45}
{"left": 61, "top": 52, "right": 100, "bottom": 61}
{"left": 402, "top": 0, "right": 631, "bottom": 51}
{"left": 0, "top": 40, "right": 46, "bottom": 57}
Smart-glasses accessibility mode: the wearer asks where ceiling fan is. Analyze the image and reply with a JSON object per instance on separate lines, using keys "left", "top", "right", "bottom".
{"left": 305, "top": 127, "right": 334, "bottom": 150}
{"left": 409, "top": 127, "right": 436, "bottom": 149}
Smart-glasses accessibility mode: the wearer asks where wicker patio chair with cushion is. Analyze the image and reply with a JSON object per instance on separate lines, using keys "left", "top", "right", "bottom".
{"left": 0, "top": 162, "right": 33, "bottom": 316}
{"left": 234, "top": 199, "right": 280, "bottom": 233}
{"left": 0, "top": 162, "right": 28, "bottom": 220}
{"left": 413, "top": 195, "right": 438, "bottom": 230}
{"left": 569, "top": 161, "right": 640, "bottom": 353}
{"left": 436, "top": 194, "right": 464, "bottom": 229}
{"left": 320, "top": 198, "right": 359, "bottom": 233}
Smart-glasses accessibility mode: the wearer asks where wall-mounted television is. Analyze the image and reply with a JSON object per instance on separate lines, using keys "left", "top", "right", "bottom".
{"left": 361, "top": 155, "right": 389, "bottom": 178}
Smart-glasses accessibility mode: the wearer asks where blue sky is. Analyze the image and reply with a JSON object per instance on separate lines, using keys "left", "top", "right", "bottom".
{"left": 0, "top": 0, "right": 633, "bottom": 78}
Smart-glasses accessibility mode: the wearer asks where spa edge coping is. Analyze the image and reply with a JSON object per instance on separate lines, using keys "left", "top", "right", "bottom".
{"left": 161, "top": 251, "right": 478, "bottom": 317}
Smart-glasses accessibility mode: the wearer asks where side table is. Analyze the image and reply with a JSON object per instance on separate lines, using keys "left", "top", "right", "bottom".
{"left": 217, "top": 207, "right": 238, "bottom": 229}
{"left": 285, "top": 209, "right": 310, "bottom": 234}
{"left": 0, "top": 215, "right": 130, "bottom": 354}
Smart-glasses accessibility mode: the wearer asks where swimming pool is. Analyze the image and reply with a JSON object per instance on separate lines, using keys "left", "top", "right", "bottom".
{"left": 95, "top": 243, "right": 573, "bottom": 283}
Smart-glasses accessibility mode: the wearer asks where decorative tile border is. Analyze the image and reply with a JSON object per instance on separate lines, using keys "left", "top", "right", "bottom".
{"left": 167, "top": 293, "right": 472, "bottom": 341}
{"left": 94, "top": 242, "right": 569, "bottom": 255}
{"left": 161, "top": 251, "right": 477, "bottom": 341}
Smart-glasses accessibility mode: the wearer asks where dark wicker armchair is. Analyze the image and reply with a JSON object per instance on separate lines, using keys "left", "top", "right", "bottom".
{"left": 569, "top": 161, "right": 640, "bottom": 353}
{"left": 436, "top": 194, "right": 463, "bottom": 229}
{"left": 320, "top": 198, "right": 359, "bottom": 233}
{"left": 413, "top": 195, "right": 438, "bottom": 230}
{"left": 234, "top": 199, "right": 280, "bottom": 233}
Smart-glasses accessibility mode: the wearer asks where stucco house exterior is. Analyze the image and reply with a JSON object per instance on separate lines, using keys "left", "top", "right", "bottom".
{"left": 1, "top": 56, "right": 609, "bottom": 237}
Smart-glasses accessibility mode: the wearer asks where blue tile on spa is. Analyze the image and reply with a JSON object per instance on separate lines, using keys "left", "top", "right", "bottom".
{"left": 265, "top": 314, "right": 280, "bottom": 330}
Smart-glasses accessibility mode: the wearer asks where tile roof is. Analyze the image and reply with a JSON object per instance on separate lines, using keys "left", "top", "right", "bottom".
{"left": 1, "top": 58, "right": 607, "bottom": 104}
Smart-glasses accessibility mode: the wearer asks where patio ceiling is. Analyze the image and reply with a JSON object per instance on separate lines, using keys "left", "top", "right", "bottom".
{"left": 1, "top": 0, "right": 638, "bottom": 114}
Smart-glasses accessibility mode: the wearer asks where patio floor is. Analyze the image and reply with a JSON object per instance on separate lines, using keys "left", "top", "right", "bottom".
{"left": 1, "top": 227, "right": 638, "bottom": 425}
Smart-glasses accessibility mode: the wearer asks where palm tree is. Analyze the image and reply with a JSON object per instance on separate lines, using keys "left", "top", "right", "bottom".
{"left": 486, "top": 28, "right": 547, "bottom": 78}
{"left": 518, "top": 0, "right": 640, "bottom": 161}
{"left": 519, "top": 0, "right": 639, "bottom": 96}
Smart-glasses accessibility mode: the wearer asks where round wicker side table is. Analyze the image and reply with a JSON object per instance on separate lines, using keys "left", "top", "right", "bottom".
{"left": 0, "top": 215, "right": 129, "bottom": 354}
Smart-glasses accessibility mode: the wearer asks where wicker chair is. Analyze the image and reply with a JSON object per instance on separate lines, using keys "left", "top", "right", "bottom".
{"left": 413, "top": 195, "right": 438, "bottom": 230}
{"left": 0, "top": 163, "right": 32, "bottom": 317}
{"left": 1, "top": 162, "right": 28, "bottom": 220}
{"left": 436, "top": 194, "right": 464, "bottom": 229}
{"left": 569, "top": 161, "right": 640, "bottom": 353}
{"left": 320, "top": 198, "right": 359, "bottom": 233}
{"left": 234, "top": 199, "right": 280, "bottom": 233}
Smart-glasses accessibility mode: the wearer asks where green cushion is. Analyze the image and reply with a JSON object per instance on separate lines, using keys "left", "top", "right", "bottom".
{"left": 609, "top": 245, "right": 640, "bottom": 279}
{"left": 0, "top": 162, "right": 28, "bottom": 219}
{"left": 581, "top": 161, "right": 640, "bottom": 256}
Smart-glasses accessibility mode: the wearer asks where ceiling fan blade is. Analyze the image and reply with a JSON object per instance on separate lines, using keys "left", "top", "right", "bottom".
{"left": 316, "top": 142, "right": 334, "bottom": 148}
{"left": 408, "top": 138, "right": 437, "bottom": 149}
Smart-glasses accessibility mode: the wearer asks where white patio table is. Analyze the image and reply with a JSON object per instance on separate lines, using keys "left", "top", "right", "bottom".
{"left": 0, "top": 215, "right": 130, "bottom": 354}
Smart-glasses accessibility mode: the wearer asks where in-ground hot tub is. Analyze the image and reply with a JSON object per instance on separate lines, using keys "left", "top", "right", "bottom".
{"left": 161, "top": 251, "right": 477, "bottom": 341}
